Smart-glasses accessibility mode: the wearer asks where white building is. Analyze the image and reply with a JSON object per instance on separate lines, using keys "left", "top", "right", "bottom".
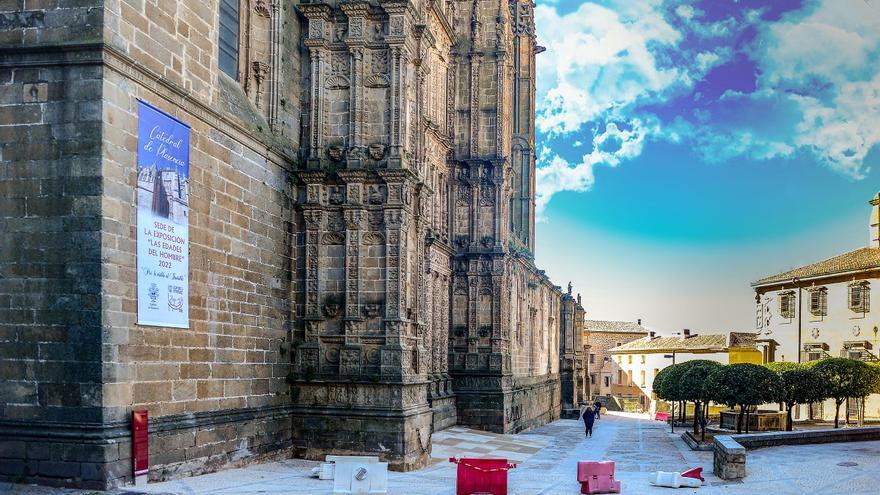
{"left": 753, "top": 192, "right": 880, "bottom": 421}
{"left": 608, "top": 331, "right": 763, "bottom": 414}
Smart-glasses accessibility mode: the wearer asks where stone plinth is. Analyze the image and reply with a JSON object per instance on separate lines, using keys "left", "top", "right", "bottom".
{"left": 720, "top": 410, "right": 786, "bottom": 431}
{"left": 713, "top": 435, "right": 746, "bottom": 480}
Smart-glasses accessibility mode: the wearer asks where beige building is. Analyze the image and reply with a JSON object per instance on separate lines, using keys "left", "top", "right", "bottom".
{"left": 753, "top": 192, "right": 880, "bottom": 421}
{"left": 584, "top": 320, "right": 649, "bottom": 399}
{"left": 608, "top": 331, "right": 764, "bottom": 413}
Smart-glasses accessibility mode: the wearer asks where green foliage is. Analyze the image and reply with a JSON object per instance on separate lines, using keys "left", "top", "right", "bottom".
{"left": 813, "top": 357, "right": 879, "bottom": 427}
{"left": 765, "top": 362, "right": 828, "bottom": 406}
{"left": 653, "top": 367, "right": 668, "bottom": 399}
{"left": 708, "top": 363, "right": 779, "bottom": 409}
{"left": 765, "top": 361, "right": 828, "bottom": 430}
{"left": 655, "top": 360, "right": 720, "bottom": 403}
{"left": 812, "top": 358, "right": 876, "bottom": 403}
{"left": 680, "top": 361, "right": 723, "bottom": 404}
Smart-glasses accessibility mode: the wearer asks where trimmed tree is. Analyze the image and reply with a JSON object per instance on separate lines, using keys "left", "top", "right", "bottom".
{"left": 812, "top": 358, "right": 877, "bottom": 428}
{"left": 765, "top": 362, "right": 828, "bottom": 431}
{"left": 656, "top": 360, "right": 720, "bottom": 431}
{"left": 680, "top": 361, "right": 722, "bottom": 440}
{"left": 708, "top": 363, "right": 780, "bottom": 433}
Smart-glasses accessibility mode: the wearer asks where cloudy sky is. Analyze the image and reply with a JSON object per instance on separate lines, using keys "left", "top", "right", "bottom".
{"left": 531, "top": 0, "right": 880, "bottom": 333}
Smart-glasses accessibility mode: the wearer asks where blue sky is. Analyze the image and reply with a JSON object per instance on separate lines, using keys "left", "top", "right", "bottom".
{"left": 531, "top": 0, "right": 880, "bottom": 332}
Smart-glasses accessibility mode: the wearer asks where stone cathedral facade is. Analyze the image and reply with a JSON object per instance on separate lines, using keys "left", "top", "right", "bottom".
{"left": 0, "top": 0, "right": 585, "bottom": 488}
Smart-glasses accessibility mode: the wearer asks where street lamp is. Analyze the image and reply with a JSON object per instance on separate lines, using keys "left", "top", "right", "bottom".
{"left": 663, "top": 351, "right": 676, "bottom": 432}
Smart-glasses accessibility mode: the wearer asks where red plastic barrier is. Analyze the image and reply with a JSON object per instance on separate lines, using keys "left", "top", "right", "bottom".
{"left": 654, "top": 412, "right": 670, "bottom": 422}
{"left": 681, "top": 467, "right": 704, "bottom": 482}
{"left": 577, "top": 461, "right": 621, "bottom": 494}
{"left": 449, "top": 457, "right": 516, "bottom": 495}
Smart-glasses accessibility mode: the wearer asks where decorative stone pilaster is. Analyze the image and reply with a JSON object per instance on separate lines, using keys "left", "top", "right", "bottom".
{"left": 342, "top": 2, "right": 369, "bottom": 167}
{"left": 300, "top": 4, "right": 331, "bottom": 167}
{"left": 469, "top": 54, "right": 482, "bottom": 157}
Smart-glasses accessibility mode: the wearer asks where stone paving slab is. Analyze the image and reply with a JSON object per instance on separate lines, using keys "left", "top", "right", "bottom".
{"left": 5, "top": 413, "right": 880, "bottom": 494}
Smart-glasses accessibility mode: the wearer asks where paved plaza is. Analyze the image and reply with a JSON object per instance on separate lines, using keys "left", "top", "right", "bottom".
{"left": 4, "top": 412, "right": 880, "bottom": 494}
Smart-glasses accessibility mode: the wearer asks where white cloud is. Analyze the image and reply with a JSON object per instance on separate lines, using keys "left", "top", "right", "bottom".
{"left": 536, "top": 119, "right": 656, "bottom": 218}
{"left": 533, "top": 0, "right": 880, "bottom": 217}
{"left": 749, "top": 0, "right": 880, "bottom": 178}
{"left": 675, "top": 4, "right": 697, "bottom": 21}
{"left": 535, "top": 1, "right": 683, "bottom": 136}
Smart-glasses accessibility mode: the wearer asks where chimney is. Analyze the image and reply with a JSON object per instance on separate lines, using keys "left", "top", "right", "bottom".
{"left": 683, "top": 328, "right": 691, "bottom": 337}
{"left": 637, "top": 318, "right": 642, "bottom": 326}
{"left": 649, "top": 331, "right": 656, "bottom": 338}
{"left": 870, "top": 193, "right": 880, "bottom": 248}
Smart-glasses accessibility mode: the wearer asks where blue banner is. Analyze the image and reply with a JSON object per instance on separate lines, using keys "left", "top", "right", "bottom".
{"left": 136, "top": 100, "right": 190, "bottom": 328}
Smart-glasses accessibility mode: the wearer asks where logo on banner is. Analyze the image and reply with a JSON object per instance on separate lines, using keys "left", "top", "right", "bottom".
{"left": 168, "top": 285, "right": 184, "bottom": 312}
{"left": 148, "top": 283, "right": 160, "bottom": 310}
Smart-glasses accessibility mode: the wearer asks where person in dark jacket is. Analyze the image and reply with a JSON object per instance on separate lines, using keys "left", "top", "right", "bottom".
{"left": 583, "top": 406, "right": 595, "bottom": 437}
{"left": 594, "top": 400, "right": 602, "bottom": 419}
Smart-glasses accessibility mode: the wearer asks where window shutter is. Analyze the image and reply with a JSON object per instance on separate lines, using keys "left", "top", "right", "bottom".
{"left": 219, "top": 0, "right": 240, "bottom": 78}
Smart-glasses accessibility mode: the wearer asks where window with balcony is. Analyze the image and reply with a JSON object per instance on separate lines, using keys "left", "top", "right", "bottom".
{"left": 850, "top": 282, "right": 870, "bottom": 313}
{"left": 809, "top": 287, "right": 828, "bottom": 317}
{"left": 802, "top": 342, "right": 830, "bottom": 362}
{"left": 779, "top": 290, "right": 795, "bottom": 319}
{"left": 841, "top": 341, "right": 878, "bottom": 361}
{"left": 627, "top": 355, "right": 632, "bottom": 364}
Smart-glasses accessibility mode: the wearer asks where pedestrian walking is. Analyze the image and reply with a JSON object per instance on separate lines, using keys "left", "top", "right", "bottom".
{"left": 594, "top": 400, "right": 602, "bottom": 419}
{"left": 583, "top": 406, "right": 595, "bottom": 437}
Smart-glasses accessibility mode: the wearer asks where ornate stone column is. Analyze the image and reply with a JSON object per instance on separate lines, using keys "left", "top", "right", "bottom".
{"left": 301, "top": 4, "right": 331, "bottom": 167}
{"left": 342, "top": 2, "right": 369, "bottom": 166}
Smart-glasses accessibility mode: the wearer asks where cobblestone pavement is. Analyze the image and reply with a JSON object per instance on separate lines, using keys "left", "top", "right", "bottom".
{"left": 4, "top": 412, "right": 880, "bottom": 494}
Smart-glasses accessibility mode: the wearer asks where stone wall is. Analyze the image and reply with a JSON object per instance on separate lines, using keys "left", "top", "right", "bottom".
{"left": 0, "top": 0, "right": 303, "bottom": 489}
{"left": 713, "top": 435, "right": 746, "bottom": 480}
{"left": 713, "top": 427, "right": 880, "bottom": 480}
{"left": 0, "top": 9, "right": 107, "bottom": 484}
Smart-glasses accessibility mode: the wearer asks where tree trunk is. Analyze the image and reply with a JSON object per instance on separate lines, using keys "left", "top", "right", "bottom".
{"left": 846, "top": 398, "right": 850, "bottom": 425}
{"left": 745, "top": 407, "right": 750, "bottom": 434}
{"left": 701, "top": 402, "right": 707, "bottom": 442}
{"left": 693, "top": 402, "right": 699, "bottom": 436}
{"left": 834, "top": 399, "right": 842, "bottom": 428}
{"left": 737, "top": 405, "right": 745, "bottom": 434}
{"left": 785, "top": 402, "right": 793, "bottom": 431}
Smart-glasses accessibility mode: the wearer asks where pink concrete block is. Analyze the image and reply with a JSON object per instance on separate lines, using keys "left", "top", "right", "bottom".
{"left": 577, "top": 461, "right": 621, "bottom": 494}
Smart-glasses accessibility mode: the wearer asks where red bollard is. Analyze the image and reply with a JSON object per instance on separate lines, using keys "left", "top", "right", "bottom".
{"left": 449, "top": 457, "right": 516, "bottom": 495}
